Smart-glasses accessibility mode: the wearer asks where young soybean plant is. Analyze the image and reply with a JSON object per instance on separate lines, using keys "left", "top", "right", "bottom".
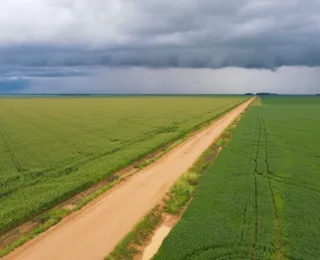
{"left": 0, "top": 96, "right": 246, "bottom": 234}
{"left": 154, "top": 96, "right": 320, "bottom": 260}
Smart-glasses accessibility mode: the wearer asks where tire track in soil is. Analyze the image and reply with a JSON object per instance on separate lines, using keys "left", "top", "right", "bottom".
{"left": 261, "top": 116, "right": 282, "bottom": 260}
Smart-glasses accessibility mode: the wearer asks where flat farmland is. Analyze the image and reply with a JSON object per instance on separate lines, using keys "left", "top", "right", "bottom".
{"left": 154, "top": 96, "right": 320, "bottom": 260}
{"left": 0, "top": 96, "right": 246, "bottom": 233}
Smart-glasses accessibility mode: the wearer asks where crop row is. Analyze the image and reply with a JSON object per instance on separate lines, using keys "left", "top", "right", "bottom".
{"left": 0, "top": 96, "right": 246, "bottom": 233}
{"left": 154, "top": 96, "right": 320, "bottom": 260}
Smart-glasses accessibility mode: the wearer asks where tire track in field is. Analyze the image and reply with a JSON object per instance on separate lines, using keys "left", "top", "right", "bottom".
{"left": 241, "top": 109, "right": 258, "bottom": 242}
{"left": 184, "top": 243, "right": 253, "bottom": 260}
{"left": 261, "top": 116, "right": 282, "bottom": 260}
{"left": 252, "top": 112, "right": 261, "bottom": 260}
{"left": 267, "top": 175, "right": 320, "bottom": 196}
{"left": 0, "top": 129, "right": 21, "bottom": 173}
{"left": 240, "top": 202, "right": 248, "bottom": 241}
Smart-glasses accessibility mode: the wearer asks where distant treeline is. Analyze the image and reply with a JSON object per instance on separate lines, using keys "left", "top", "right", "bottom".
{"left": 244, "top": 92, "right": 278, "bottom": 96}
{"left": 251, "top": 93, "right": 319, "bottom": 96}
{"left": 56, "top": 94, "right": 93, "bottom": 96}
{"left": 256, "top": 93, "right": 278, "bottom": 96}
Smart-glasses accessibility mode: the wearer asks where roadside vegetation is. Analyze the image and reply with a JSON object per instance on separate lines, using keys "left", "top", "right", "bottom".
{"left": 0, "top": 96, "right": 247, "bottom": 234}
{"left": 154, "top": 96, "right": 320, "bottom": 260}
{"left": 106, "top": 108, "right": 248, "bottom": 260}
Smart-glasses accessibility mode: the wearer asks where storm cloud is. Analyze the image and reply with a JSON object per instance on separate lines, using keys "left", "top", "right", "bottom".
{"left": 1, "top": 0, "right": 320, "bottom": 69}
{"left": 2, "top": 66, "right": 318, "bottom": 95}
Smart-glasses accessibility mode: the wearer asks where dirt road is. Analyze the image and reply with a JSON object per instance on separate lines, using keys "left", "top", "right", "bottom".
{"left": 5, "top": 98, "right": 254, "bottom": 260}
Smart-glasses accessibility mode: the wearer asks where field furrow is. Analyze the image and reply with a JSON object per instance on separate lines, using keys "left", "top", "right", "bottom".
{"left": 154, "top": 96, "right": 320, "bottom": 260}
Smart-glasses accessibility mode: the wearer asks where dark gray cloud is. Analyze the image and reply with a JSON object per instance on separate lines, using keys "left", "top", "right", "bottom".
{"left": 0, "top": 65, "right": 90, "bottom": 78}
{"left": 1, "top": 0, "right": 320, "bottom": 70}
{"left": 11, "top": 67, "right": 320, "bottom": 95}
{"left": 1, "top": 1, "right": 320, "bottom": 95}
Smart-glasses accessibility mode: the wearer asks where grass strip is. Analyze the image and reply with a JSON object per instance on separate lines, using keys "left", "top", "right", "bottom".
{"left": 0, "top": 178, "right": 122, "bottom": 257}
{"left": 105, "top": 206, "right": 162, "bottom": 260}
{"left": 163, "top": 111, "right": 245, "bottom": 215}
{"left": 105, "top": 110, "right": 248, "bottom": 260}
{"left": 0, "top": 100, "right": 249, "bottom": 258}
{"left": 0, "top": 208, "right": 69, "bottom": 257}
{"left": 133, "top": 99, "right": 249, "bottom": 170}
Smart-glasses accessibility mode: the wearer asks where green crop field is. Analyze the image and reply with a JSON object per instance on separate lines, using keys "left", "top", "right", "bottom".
{"left": 0, "top": 96, "right": 246, "bottom": 233}
{"left": 154, "top": 96, "right": 320, "bottom": 260}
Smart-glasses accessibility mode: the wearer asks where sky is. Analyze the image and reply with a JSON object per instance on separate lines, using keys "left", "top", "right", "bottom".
{"left": 1, "top": 0, "right": 320, "bottom": 94}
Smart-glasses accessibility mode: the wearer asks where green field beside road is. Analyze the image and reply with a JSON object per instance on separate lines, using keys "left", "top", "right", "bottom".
{"left": 154, "top": 96, "right": 320, "bottom": 260}
{"left": 0, "top": 96, "right": 246, "bottom": 233}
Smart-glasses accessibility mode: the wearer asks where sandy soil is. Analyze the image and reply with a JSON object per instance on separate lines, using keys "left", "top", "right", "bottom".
{"left": 142, "top": 226, "right": 171, "bottom": 260}
{"left": 4, "top": 98, "right": 254, "bottom": 260}
{"left": 141, "top": 213, "right": 181, "bottom": 260}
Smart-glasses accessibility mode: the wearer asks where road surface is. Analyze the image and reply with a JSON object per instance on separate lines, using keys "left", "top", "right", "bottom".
{"left": 5, "top": 97, "right": 255, "bottom": 260}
